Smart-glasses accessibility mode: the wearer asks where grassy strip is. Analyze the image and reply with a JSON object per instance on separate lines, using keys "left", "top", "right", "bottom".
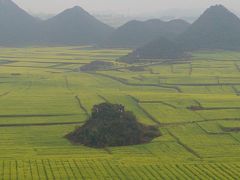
{"left": 90, "top": 72, "right": 181, "bottom": 92}
{"left": 161, "top": 118, "right": 240, "bottom": 127}
{"left": 162, "top": 82, "right": 240, "bottom": 86}
{"left": 139, "top": 100, "right": 177, "bottom": 109}
{"left": 0, "top": 121, "right": 83, "bottom": 128}
{"left": 0, "top": 114, "right": 79, "bottom": 118}
{"left": 189, "top": 107, "right": 240, "bottom": 111}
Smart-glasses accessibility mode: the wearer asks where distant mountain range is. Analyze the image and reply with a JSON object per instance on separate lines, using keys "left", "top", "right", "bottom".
{"left": 123, "top": 5, "right": 240, "bottom": 61}
{"left": 0, "top": 0, "right": 190, "bottom": 47}
{"left": 0, "top": 0, "right": 41, "bottom": 45}
{"left": 42, "top": 6, "right": 114, "bottom": 45}
{"left": 178, "top": 5, "right": 240, "bottom": 50}
{"left": 0, "top": 0, "right": 240, "bottom": 55}
{"left": 104, "top": 19, "right": 190, "bottom": 48}
{"left": 0, "top": 0, "right": 113, "bottom": 46}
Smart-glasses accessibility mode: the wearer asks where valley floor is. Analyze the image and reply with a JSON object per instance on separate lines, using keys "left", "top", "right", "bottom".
{"left": 0, "top": 47, "right": 239, "bottom": 179}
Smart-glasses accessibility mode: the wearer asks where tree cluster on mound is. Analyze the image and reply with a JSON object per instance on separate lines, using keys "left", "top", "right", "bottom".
{"left": 66, "top": 103, "right": 160, "bottom": 148}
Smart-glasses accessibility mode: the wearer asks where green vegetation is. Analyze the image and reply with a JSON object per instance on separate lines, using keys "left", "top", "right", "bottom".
{"left": 0, "top": 47, "right": 239, "bottom": 178}
{"left": 67, "top": 103, "right": 160, "bottom": 147}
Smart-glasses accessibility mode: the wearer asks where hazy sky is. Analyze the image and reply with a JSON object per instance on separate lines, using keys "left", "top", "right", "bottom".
{"left": 12, "top": 0, "right": 240, "bottom": 15}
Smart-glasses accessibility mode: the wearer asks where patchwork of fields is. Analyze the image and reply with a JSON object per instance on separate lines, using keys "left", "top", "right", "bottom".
{"left": 0, "top": 47, "right": 239, "bottom": 179}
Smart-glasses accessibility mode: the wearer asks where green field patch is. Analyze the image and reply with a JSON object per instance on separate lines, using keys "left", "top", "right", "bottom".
{"left": 0, "top": 160, "right": 239, "bottom": 179}
{"left": 0, "top": 114, "right": 85, "bottom": 125}
{"left": 197, "top": 122, "right": 223, "bottom": 134}
{"left": 7, "top": 62, "right": 57, "bottom": 68}
{"left": 76, "top": 94, "right": 105, "bottom": 114}
{"left": 168, "top": 124, "right": 240, "bottom": 158}
{"left": 140, "top": 103, "right": 203, "bottom": 123}
{"left": 192, "top": 51, "right": 240, "bottom": 61}
{"left": 196, "top": 109, "right": 240, "bottom": 120}
{"left": 0, "top": 47, "right": 240, "bottom": 175}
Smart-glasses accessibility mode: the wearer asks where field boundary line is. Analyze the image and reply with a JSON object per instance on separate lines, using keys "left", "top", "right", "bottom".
{"left": 128, "top": 95, "right": 161, "bottom": 125}
{"left": 196, "top": 123, "right": 228, "bottom": 135}
{"left": 235, "top": 63, "right": 240, "bottom": 72}
{"left": 97, "top": 94, "right": 110, "bottom": 103}
{"left": 89, "top": 72, "right": 182, "bottom": 92}
{"left": 0, "top": 91, "right": 12, "bottom": 97}
{"left": 64, "top": 76, "right": 72, "bottom": 92}
{"left": 167, "top": 129, "right": 202, "bottom": 159}
{"left": 0, "top": 121, "right": 83, "bottom": 128}
{"left": 161, "top": 118, "right": 240, "bottom": 127}
{"left": 0, "top": 113, "right": 79, "bottom": 118}
{"left": 139, "top": 100, "right": 177, "bottom": 109}
{"left": 75, "top": 96, "right": 90, "bottom": 117}
{"left": 232, "top": 86, "right": 240, "bottom": 96}
{"left": 190, "top": 107, "right": 240, "bottom": 111}
{"left": 161, "top": 82, "right": 240, "bottom": 86}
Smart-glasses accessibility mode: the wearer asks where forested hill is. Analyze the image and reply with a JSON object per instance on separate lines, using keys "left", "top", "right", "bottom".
{"left": 178, "top": 5, "right": 240, "bottom": 50}
{"left": 0, "top": 0, "right": 113, "bottom": 46}
{"left": 104, "top": 19, "right": 190, "bottom": 48}
{"left": 121, "top": 5, "right": 240, "bottom": 62}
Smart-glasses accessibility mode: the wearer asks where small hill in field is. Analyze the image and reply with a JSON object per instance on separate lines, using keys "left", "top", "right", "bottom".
{"left": 105, "top": 19, "right": 190, "bottom": 48}
{"left": 66, "top": 103, "right": 160, "bottom": 148}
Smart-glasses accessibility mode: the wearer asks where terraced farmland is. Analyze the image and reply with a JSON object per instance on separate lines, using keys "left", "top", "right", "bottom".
{"left": 0, "top": 47, "right": 239, "bottom": 179}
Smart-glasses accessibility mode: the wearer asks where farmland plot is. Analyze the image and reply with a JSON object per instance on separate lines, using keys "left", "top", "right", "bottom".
{"left": 0, "top": 47, "right": 239, "bottom": 178}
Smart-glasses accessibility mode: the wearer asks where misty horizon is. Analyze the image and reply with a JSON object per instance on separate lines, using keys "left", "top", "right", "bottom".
{"left": 12, "top": 0, "right": 240, "bottom": 17}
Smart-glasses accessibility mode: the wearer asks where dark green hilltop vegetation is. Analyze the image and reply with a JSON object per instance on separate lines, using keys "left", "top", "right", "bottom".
{"left": 122, "top": 5, "right": 240, "bottom": 62}
{"left": 66, "top": 103, "right": 160, "bottom": 148}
